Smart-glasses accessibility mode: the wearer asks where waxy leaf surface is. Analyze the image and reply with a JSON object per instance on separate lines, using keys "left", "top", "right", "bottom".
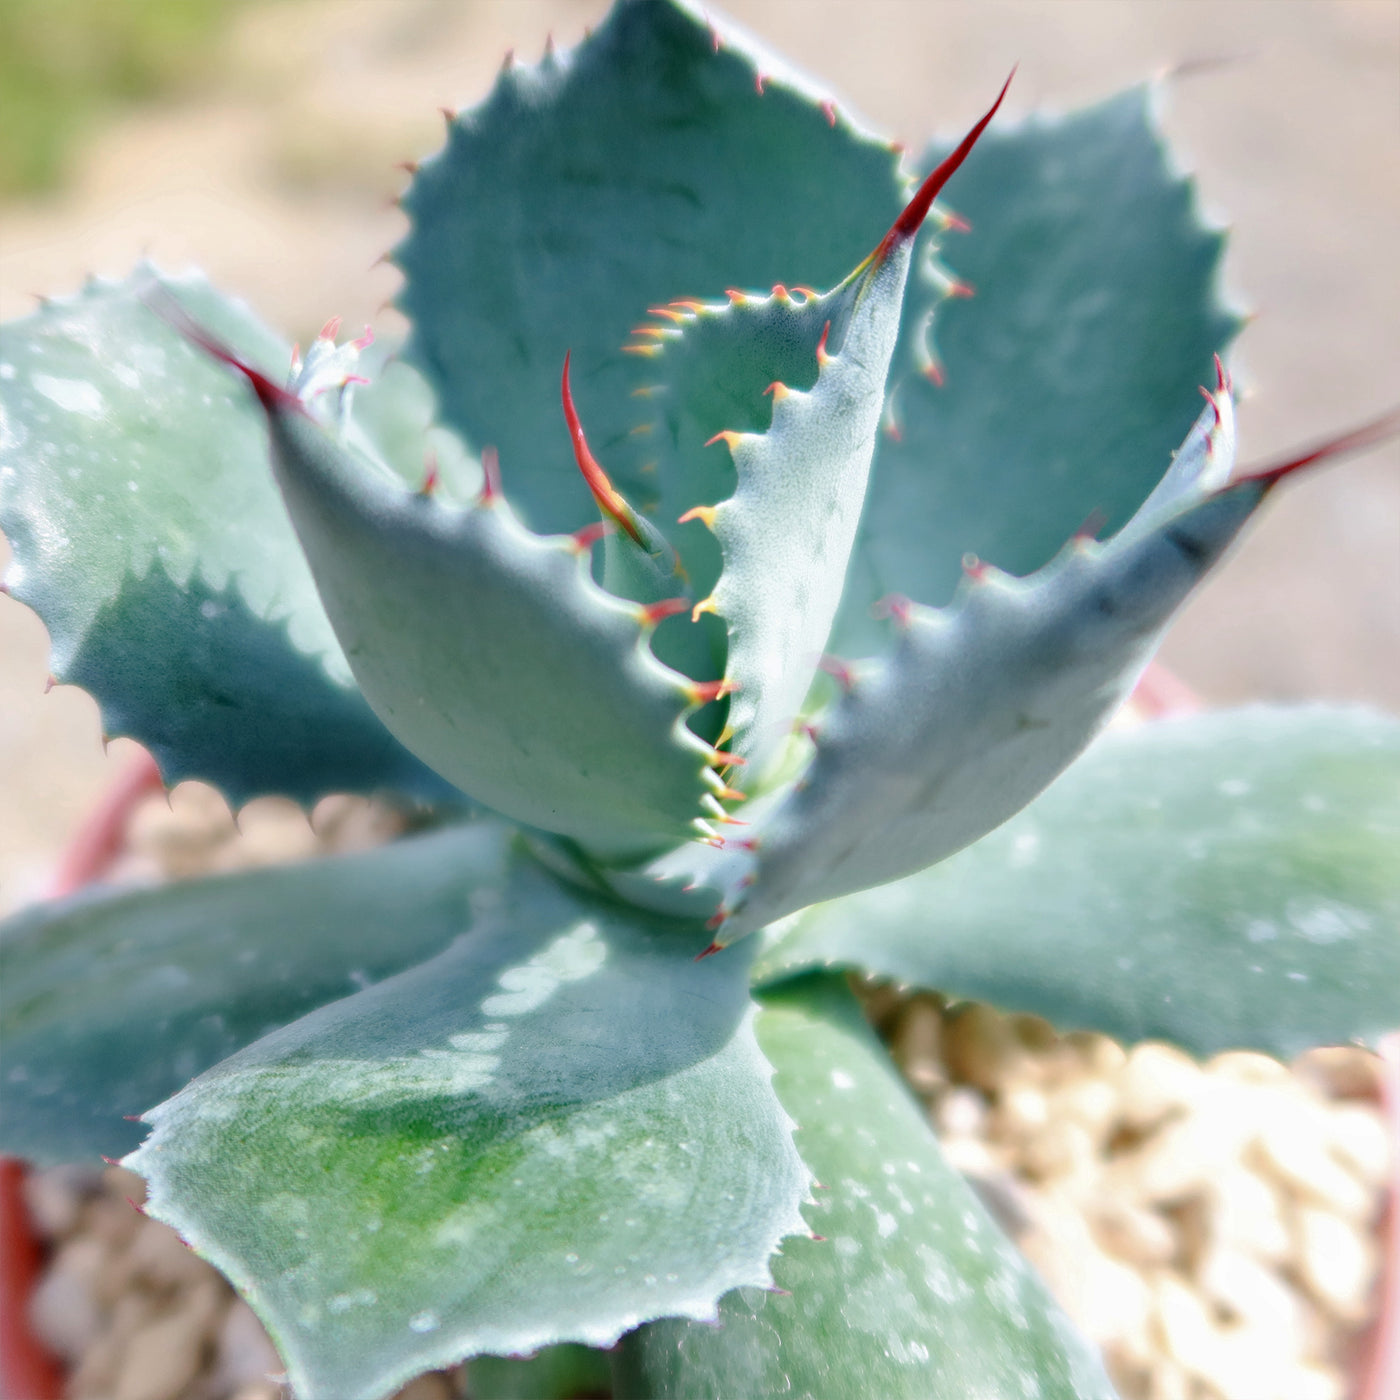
{"left": 0, "top": 822, "right": 514, "bottom": 1163}
{"left": 127, "top": 855, "right": 808, "bottom": 1400}
{"left": 0, "top": 268, "right": 452, "bottom": 806}
{"left": 254, "top": 395, "right": 721, "bottom": 856}
{"left": 616, "top": 977, "right": 1114, "bottom": 1400}
{"left": 725, "top": 394, "right": 1247, "bottom": 933}
{"left": 395, "top": 0, "right": 904, "bottom": 538}
{"left": 665, "top": 243, "right": 917, "bottom": 773}
{"left": 755, "top": 707, "right": 1400, "bottom": 1060}
{"left": 835, "top": 86, "right": 1238, "bottom": 654}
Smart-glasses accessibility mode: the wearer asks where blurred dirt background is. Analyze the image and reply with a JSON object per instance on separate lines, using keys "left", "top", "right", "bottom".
{"left": 1, "top": 0, "right": 1397, "bottom": 909}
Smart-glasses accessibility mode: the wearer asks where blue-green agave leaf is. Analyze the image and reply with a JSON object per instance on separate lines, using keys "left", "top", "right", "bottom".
{"left": 646, "top": 85, "right": 1009, "bottom": 782}
{"left": 0, "top": 821, "right": 515, "bottom": 1164}
{"left": 755, "top": 707, "right": 1400, "bottom": 1061}
{"left": 195, "top": 333, "right": 730, "bottom": 858}
{"left": 0, "top": 266, "right": 454, "bottom": 807}
{"left": 715, "top": 386, "right": 1275, "bottom": 934}
{"left": 834, "top": 84, "right": 1240, "bottom": 654}
{"left": 615, "top": 976, "right": 1116, "bottom": 1400}
{"left": 393, "top": 0, "right": 905, "bottom": 540}
{"left": 125, "top": 856, "right": 809, "bottom": 1400}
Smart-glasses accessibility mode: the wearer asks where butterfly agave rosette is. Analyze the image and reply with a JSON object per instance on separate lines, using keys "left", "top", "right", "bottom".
{"left": 2, "top": 4, "right": 1398, "bottom": 1400}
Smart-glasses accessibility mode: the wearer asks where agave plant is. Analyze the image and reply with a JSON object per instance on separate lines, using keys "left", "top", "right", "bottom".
{"left": 1, "top": 3, "right": 1397, "bottom": 1397}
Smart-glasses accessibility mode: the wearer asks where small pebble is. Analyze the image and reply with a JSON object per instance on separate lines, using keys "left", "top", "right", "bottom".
{"left": 1197, "top": 1244, "right": 1305, "bottom": 1337}
{"left": 1205, "top": 1165, "right": 1291, "bottom": 1265}
{"left": 113, "top": 1214, "right": 220, "bottom": 1296}
{"left": 1112, "top": 1083, "right": 1259, "bottom": 1203}
{"left": 231, "top": 1384, "right": 286, "bottom": 1400}
{"left": 936, "top": 1085, "right": 988, "bottom": 1140}
{"left": 213, "top": 1298, "right": 284, "bottom": 1391}
{"left": 1020, "top": 1118, "right": 1096, "bottom": 1182}
{"left": 29, "top": 1238, "right": 105, "bottom": 1361}
{"left": 1294, "top": 1205, "right": 1378, "bottom": 1323}
{"left": 23, "top": 1163, "right": 101, "bottom": 1240}
{"left": 1153, "top": 1273, "right": 1221, "bottom": 1382}
{"left": 942, "top": 1002, "right": 1027, "bottom": 1091}
{"left": 1116, "top": 1044, "right": 1203, "bottom": 1131}
{"left": 113, "top": 1277, "right": 226, "bottom": 1400}
{"left": 1293, "top": 1046, "right": 1383, "bottom": 1101}
{"left": 1253, "top": 1105, "right": 1374, "bottom": 1220}
{"left": 70, "top": 1292, "right": 158, "bottom": 1398}
{"left": 1324, "top": 1101, "right": 1391, "bottom": 1187}
{"left": 891, "top": 997, "right": 945, "bottom": 1094}
{"left": 998, "top": 1083, "right": 1050, "bottom": 1138}
{"left": 1048, "top": 1076, "right": 1120, "bottom": 1147}
{"left": 1087, "top": 1199, "right": 1177, "bottom": 1268}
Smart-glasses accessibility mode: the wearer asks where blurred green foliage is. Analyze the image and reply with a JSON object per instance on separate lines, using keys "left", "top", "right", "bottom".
{"left": 0, "top": 0, "right": 251, "bottom": 198}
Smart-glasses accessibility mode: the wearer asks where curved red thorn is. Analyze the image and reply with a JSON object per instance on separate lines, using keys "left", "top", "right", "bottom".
{"left": 872, "top": 593, "right": 913, "bottom": 626}
{"left": 419, "top": 454, "right": 440, "bottom": 496}
{"left": 690, "top": 678, "right": 738, "bottom": 706}
{"left": 143, "top": 287, "right": 300, "bottom": 415}
{"left": 725, "top": 288, "right": 746, "bottom": 305}
{"left": 875, "top": 68, "right": 1014, "bottom": 260}
{"left": 1213, "top": 352, "right": 1231, "bottom": 393}
{"left": 439, "top": 106, "right": 457, "bottom": 125}
{"left": 570, "top": 520, "right": 614, "bottom": 553}
{"left": 943, "top": 210, "right": 972, "bottom": 233}
{"left": 820, "top": 98, "right": 837, "bottom": 127}
{"left": 319, "top": 316, "right": 342, "bottom": 342}
{"left": 395, "top": 160, "right": 419, "bottom": 176}
{"left": 883, "top": 419, "right": 903, "bottom": 442}
{"left": 1199, "top": 384, "right": 1222, "bottom": 425}
{"left": 924, "top": 361, "right": 946, "bottom": 387}
{"left": 695, "top": 940, "right": 724, "bottom": 959}
{"left": 818, "top": 655, "right": 856, "bottom": 691}
{"left": 815, "top": 321, "right": 832, "bottom": 366}
{"left": 755, "top": 72, "right": 767, "bottom": 96}
{"left": 1073, "top": 508, "right": 1107, "bottom": 542}
{"left": 771, "top": 283, "right": 790, "bottom": 300}
{"left": 640, "top": 597, "right": 691, "bottom": 627}
{"left": 353, "top": 325, "right": 375, "bottom": 351}
{"left": 704, "top": 430, "right": 740, "bottom": 450}
{"left": 479, "top": 445, "right": 502, "bottom": 503}
{"left": 792, "top": 284, "right": 819, "bottom": 299}
{"left": 561, "top": 352, "right": 646, "bottom": 547}
{"left": 948, "top": 279, "right": 975, "bottom": 299}
{"left": 1236, "top": 408, "right": 1400, "bottom": 489}
{"left": 709, "top": 749, "right": 746, "bottom": 767}
{"left": 962, "top": 552, "right": 989, "bottom": 582}
{"left": 708, "top": 21, "right": 721, "bottom": 53}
